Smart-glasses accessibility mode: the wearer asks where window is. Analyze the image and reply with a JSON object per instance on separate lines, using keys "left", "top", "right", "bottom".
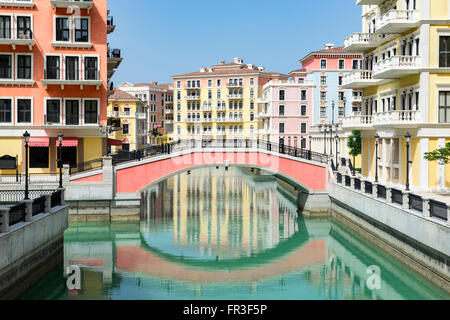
{"left": 301, "top": 123, "right": 307, "bottom": 133}
{"left": 84, "top": 57, "right": 98, "bottom": 80}
{"left": 338, "top": 107, "right": 344, "bottom": 117}
{"left": 0, "top": 54, "right": 12, "bottom": 79}
{"left": 250, "top": 113, "right": 254, "bottom": 121}
{"left": 320, "top": 107, "right": 327, "bottom": 117}
{"left": 177, "top": 91, "right": 180, "bottom": 100}
{"left": 320, "top": 59, "right": 327, "bottom": 69}
{"left": 123, "top": 123, "right": 129, "bottom": 134}
{"left": 17, "top": 99, "right": 31, "bottom": 123}
{"left": 208, "top": 90, "right": 212, "bottom": 99}
{"left": 301, "top": 90, "right": 307, "bottom": 101}
{"left": 16, "top": 16, "right": 31, "bottom": 39}
{"left": 279, "top": 123, "right": 285, "bottom": 134}
{"left": 439, "top": 91, "right": 450, "bottom": 123}
{"left": 250, "top": 101, "right": 254, "bottom": 110}
{"left": 84, "top": 100, "right": 98, "bottom": 124}
{"left": 352, "top": 60, "right": 360, "bottom": 70}
{"left": 217, "top": 79, "right": 221, "bottom": 87}
{"left": 46, "top": 99, "right": 60, "bottom": 123}
{"left": 217, "top": 90, "right": 221, "bottom": 99}
{"left": 250, "top": 78, "right": 254, "bottom": 86}
{"left": 74, "top": 18, "right": 89, "bottom": 42}
{"left": 122, "top": 143, "right": 130, "bottom": 152}
{"left": 339, "top": 92, "right": 345, "bottom": 101}
{"left": 250, "top": 89, "right": 254, "bottom": 98}
{"left": 338, "top": 76, "right": 343, "bottom": 86}
{"left": 65, "top": 100, "right": 79, "bottom": 125}
{"left": 208, "top": 79, "right": 212, "bottom": 87}
{"left": 65, "top": 56, "right": 79, "bottom": 81}
{"left": 29, "top": 148, "right": 49, "bottom": 169}
{"left": 0, "top": 16, "right": 11, "bottom": 39}
{"left": 279, "top": 90, "right": 285, "bottom": 101}
{"left": 0, "top": 98, "right": 12, "bottom": 123}
{"left": 279, "top": 105, "right": 285, "bottom": 116}
{"left": 301, "top": 105, "right": 306, "bottom": 116}
{"left": 56, "top": 17, "right": 69, "bottom": 41}
{"left": 320, "top": 76, "right": 327, "bottom": 86}
{"left": 439, "top": 36, "right": 450, "bottom": 68}
{"left": 46, "top": 56, "right": 60, "bottom": 80}
{"left": 176, "top": 81, "right": 181, "bottom": 88}
{"left": 301, "top": 138, "right": 306, "bottom": 149}
{"left": 339, "top": 60, "right": 345, "bottom": 70}
{"left": 320, "top": 91, "right": 327, "bottom": 101}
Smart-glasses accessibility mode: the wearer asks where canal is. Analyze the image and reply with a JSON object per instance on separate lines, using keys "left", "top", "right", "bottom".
{"left": 21, "top": 167, "right": 449, "bottom": 300}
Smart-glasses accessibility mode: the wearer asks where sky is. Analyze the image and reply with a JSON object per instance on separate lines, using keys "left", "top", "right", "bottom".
{"left": 107, "top": 0, "right": 362, "bottom": 85}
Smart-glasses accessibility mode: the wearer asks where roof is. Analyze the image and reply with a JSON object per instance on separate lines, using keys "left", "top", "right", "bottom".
{"left": 300, "top": 46, "right": 362, "bottom": 62}
{"left": 289, "top": 68, "right": 307, "bottom": 74}
{"left": 108, "top": 88, "right": 141, "bottom": 101}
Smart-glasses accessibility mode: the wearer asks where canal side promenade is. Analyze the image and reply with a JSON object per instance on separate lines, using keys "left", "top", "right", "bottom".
{"left": 0, "top": 189, "right": 68, "bottom": 299}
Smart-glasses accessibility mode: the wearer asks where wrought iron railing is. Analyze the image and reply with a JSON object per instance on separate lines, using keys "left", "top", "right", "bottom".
{"left": 70, "top": 158, "right": 103, "bottom": 175}
{"left": 8, "top": 202, "right": 26, "bottom": 227}
{"left": 32, "top": 196, "right": 46, "bottom": 216}
{"left": 0, "top": 189, "right": 55, "bottom": 203}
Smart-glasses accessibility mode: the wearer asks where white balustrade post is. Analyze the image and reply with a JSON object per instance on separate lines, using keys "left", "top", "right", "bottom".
{"left": 422, "top": 197, "right": 431, "bottom": 218}
{"left": 24, "top": 199, "right": 33, "bottom": 222}
{"left": 402, "top": 191, "right": 410, "bottom": 210}
{"left": 386, "top": 187, "right": 392, "bottom": 204}
{"left": 372, "top": 183, "right": 378, "bottom": 198}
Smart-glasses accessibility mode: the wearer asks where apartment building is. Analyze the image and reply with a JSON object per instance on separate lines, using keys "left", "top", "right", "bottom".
{"left": 342, "top": 0, "right": 450, "bottom": 191}
{"left": 0, "top": 0, "right": 108, "bottom": 174}
{"left": 257, "top": 68, "right": 315, "bottom": 148}
{"left": 107, "top": 88, "right": 146, "bottom": 152}
{"left": 302, "top": 44, "right": 363, "bottom": 158}
{"left": 160, "top": 83, "right": 174, "bottom": 141}
{"left": 171, "top": 58, "right": 281, "bottom": 142}
{"left": 118, "top": 81, "right": 171, "bottom": 145}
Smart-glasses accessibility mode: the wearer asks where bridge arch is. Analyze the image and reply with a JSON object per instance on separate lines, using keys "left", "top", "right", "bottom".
{"left": 114, "top": 151, "right": 328, "bottom": 197}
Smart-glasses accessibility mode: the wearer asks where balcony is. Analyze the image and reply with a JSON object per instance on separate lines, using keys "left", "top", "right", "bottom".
{"left": 214, "top": 117, "right": 244, "bottom": 123}
{"left": 342, "top": 110, "right": 422, "bottom": 129}
{"left": 107, "top": 16, "right": 115, "bottom": 34}
{"left": 0, "top": 28, "right": 34, "bottom": 50}
{"left": 202, "top": 106, "right": 212, "bottom": 111}
{"left": 107, "top": 111, "right": 120, "bottom": 118}
{"left": 135, "top": 112, "right": 146, "bottom": 120}
{"left": 184, "top": 95, "right": 201, "bottom": 101}
{"left": 376, "top": 10, "right": 420, "bottom": 34}
{"left": 227, "top": 82, "right": 243, "bottom": 88}
{"left": 185, "top": 118, "right": 203, "bottom": 123}
{"left": 373, "top": 55, "right": 421, "bottom": 79}
{"left": 257, "top": 111, "right": 271, "bottom": 118}
{"left": 107, "top": 49, "right": 122, "bottom": 69}
{"left": 227, "top": 94, "right": 243, "bottom": 99}
{"left": 41, "top": 68, "right": 102, "bottom": 90}
{"left": 0, "top": 0, "right": 34, "bottom": 8}
{"left": 342, "top": 70, "right": 385, "bottom": 89}
{"left": 351, "top": 95, "right": 362, "bottom": 103}
{"left": 344, "top": 32, "right": 397, "bottom": 51}
{"left": 50, "top": 0, "right": 93, "bottom": 13}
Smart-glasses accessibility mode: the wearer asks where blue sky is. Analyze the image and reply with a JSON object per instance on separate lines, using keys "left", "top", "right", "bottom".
{"left": 107, "top": 0, "right": 362, "bottom": 85}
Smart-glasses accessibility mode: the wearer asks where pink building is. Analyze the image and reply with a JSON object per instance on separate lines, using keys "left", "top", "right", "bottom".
{"left": 258, "top": 69, "right": 314, "bottom": 149}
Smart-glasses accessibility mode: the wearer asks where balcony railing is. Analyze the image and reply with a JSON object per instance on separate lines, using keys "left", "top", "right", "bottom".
{"left": 342, "top": 70, "right": 379, "bottom": 89}
{"left": 0, "top": 28, "right": 34, "bottom": 49}
{"left": 344, "top": 32, "right": 397, "bottom": 51}
{"left": 377, "top": 10, "right": 420, "bottom": 33}
{"left": 0, "top": 0, "right": 35, "bottom": 8}
{"left": 227, "top": 82, "right": 243, "bottom": 88}
{"left": 373, "top": 55, "right": 421, "bottom": 79}
{"left": 343, "top": 110, "right": 421, "bottom": 129}
{"left": 342, "top": 115, "right": 373, "bottom": 128}
{"left": 184, "top": 96, "right": 201, "bottom": 100}
{"left": 227, "top": 94, "right": 243, "bottom": 99}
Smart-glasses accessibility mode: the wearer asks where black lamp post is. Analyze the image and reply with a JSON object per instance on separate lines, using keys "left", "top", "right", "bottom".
{"left": 343, "top": 97, "right": 347, "bottom": 118}
{"left": 320, "top": 124, "right": 327, "bottom": 155}
{"left": 405, "top": 132, "right": 411, "bottom": 191}
{"left": 23, "top": 131, "right": 30, "bottom": 200}
{"left": 309, "top": 134, "right": 312, "bottom": 152}
{"left": 58, "top": 133, "right": 64, "bottom": 188}
{"left": 331, "top": 100, "right": 335, "bottom": 127}
{"left": 375, "top": 133, "right": 380, "bottom": 183}
{"left": 352, "top": 135, "right": 356, "bottom": 176}
{"left": 335, "top": 134, "right": 339, "bottom": 167}
{"left": 329, "top": 123, "right": 333, "bottom": 155}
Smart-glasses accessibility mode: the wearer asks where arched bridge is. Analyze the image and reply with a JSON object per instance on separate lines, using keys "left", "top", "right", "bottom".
{"left": 67, "top": 142, "right": 331, "bottom": 211}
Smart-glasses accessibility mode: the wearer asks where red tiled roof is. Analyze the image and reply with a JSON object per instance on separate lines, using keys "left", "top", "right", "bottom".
{"left": 109, "top": 88, "right": 141, "bottom": 101}
{"left": 300, "top": 46, "right": 362, "bottom": 62}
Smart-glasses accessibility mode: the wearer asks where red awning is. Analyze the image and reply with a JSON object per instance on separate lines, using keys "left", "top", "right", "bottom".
{"left": 56, "top": 138, "right": 78, "bottom": 147}
{"left": 29, "top": 137, "right": 49, "bottom": 147}
{"left": 108, "top": 138, "right": 122, "bottom": 146}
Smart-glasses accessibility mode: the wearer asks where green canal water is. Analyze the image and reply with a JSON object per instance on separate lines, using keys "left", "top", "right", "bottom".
{"left": 21, "top": 168, "right": 449, "bottom": 300}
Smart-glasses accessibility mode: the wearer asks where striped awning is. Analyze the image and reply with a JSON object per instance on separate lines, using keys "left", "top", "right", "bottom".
{"left": 29, "top": 137, "right": 49, "bottom": 147}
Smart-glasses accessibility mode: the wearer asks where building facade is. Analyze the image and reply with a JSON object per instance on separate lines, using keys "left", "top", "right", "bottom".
{"left": 257, "top": 68, "right": 315, "bottom": 148}
{"left": 342, "top": 0, "right": 450, "bottom": 191}
{"left": 107, "top": 88, "right": 146, "bottom": 152}
{"left": 118, "top": 81, "right": 171, "bottom": 145}
{"left": 303, "top": 45, "right": 363, "bottom": 160}
{"left": 171, "top": 58, "right": 281, "bottom": 143}
{"left": 0, "top": 0, "right": 109, "bottom": 175}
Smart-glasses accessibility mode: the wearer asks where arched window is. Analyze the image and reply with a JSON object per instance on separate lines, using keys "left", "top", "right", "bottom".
{"left": 250, "top": 89, "right": 254, "bottom": 98}
{"left": 177, "top": 102, "right": 181, "bottom": 111}
{"left": 250, "top": 125, "right": 254, "bottom": 134}
{"left": 234, "top": 125, "right": 238, "bottom": 133}
{"left": 239, "top": 125, "right": 243, "bottom": 133}
{"left": 239, "top": 101, "right": 243, "bottom": 109}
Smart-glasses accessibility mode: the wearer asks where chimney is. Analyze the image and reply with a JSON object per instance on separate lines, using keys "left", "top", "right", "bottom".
{"left": 200, "top": 67, "right": 207, "bottom": 72}
{"left": 220, "top": 60, "right": 225, "bottom": 64}
{"left": 152, "top": 81, "right": 158, "bottom": 85}
{"left": 324, "top": 43, "right": 335, "bottom": 50}
{"left": 234, "top": 57, "right": 244, "bottom": 64}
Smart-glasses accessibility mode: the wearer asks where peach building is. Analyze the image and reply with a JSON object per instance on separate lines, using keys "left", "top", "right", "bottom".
{"left": 0, "top": 0, "right": 110, "bottom": 174}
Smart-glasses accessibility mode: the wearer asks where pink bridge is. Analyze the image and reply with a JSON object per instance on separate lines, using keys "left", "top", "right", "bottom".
{"left": 70, "top": 150, "right": 329, "bottom": 197}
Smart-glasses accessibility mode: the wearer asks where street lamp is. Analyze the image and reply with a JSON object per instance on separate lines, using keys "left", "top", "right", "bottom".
{"left": 309, "top": 134, "right": 312, "bottom": 152}
{"left": 405, "top": 132, "right": 412, "bottom": 191}
{"left": 99, "top": 125, "right": 112, "bottom": 156}
{"left": 331, "top": 100, "right": 335, "bottom": 127}
{"left": 58, "top": 133, "right": 64, "bottom": 188}
{"left": 23, "top": 131, "right": 30, "bottom": 200}
{"left": 335, "top": 134, "right": 339, "bottom": 167}
{"left": 320, "top": 124, "right": 327, "bottom": 155}
{"left": 329, "top": 123, "right": 333, "bottom": 155}
{"left": 375, "top": 133, "right": 380, "bottom": 183}
{"left": 352, "top": 135, "right": 356, "bottom": 176}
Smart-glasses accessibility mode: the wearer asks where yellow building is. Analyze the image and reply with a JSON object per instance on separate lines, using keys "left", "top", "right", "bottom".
{"left": 171, "top": 58, "right": 284, "bottom": 142}
{"left": 342, "top": 0, "right": 450, "bottom": 192}
{"left": 107, "top": 89, "right": 147, "bottom": 153}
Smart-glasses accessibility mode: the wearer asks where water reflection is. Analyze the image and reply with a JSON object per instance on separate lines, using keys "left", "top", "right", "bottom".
{"left": 21, "top": 168, "right": 449, "bottom": 300}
